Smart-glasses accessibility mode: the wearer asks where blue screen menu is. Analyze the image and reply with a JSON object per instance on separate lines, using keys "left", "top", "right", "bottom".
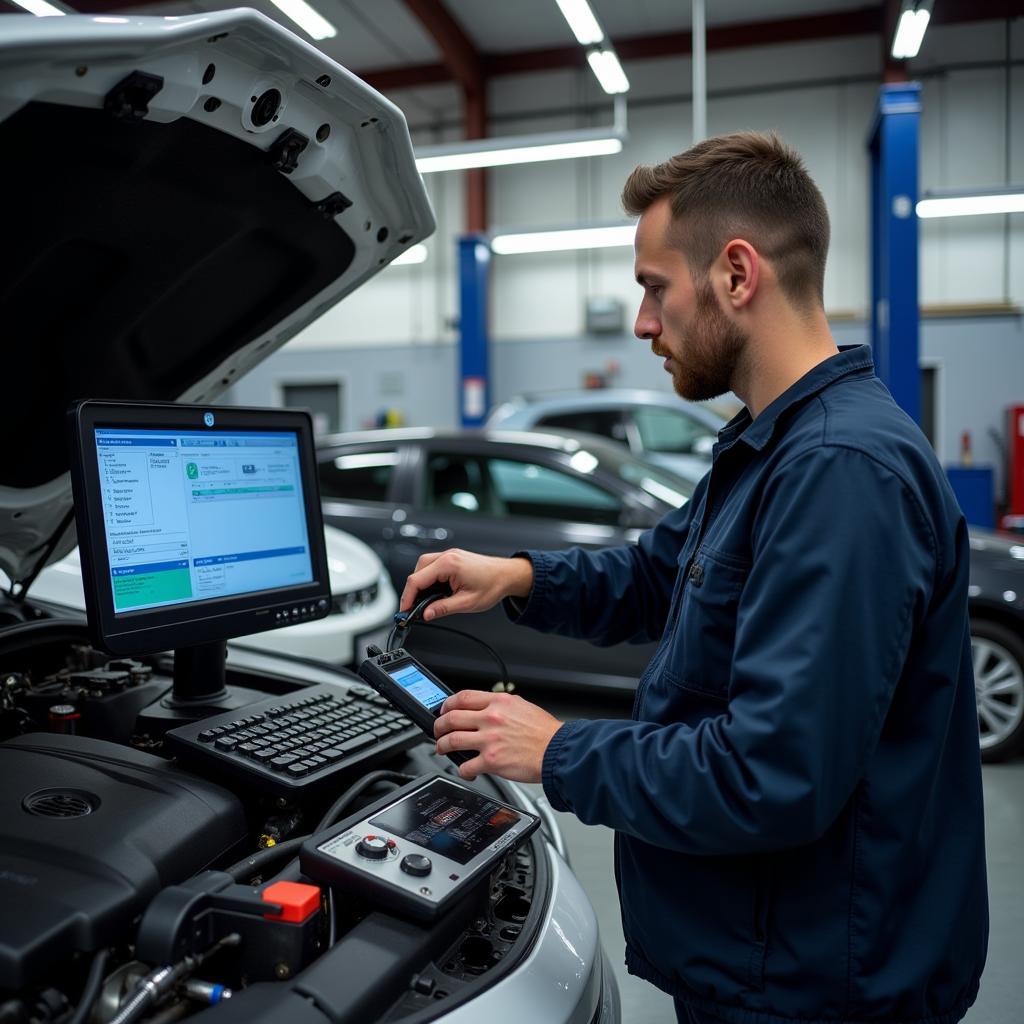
{"left": 388, "top": 663, "right": 449, "bottom": 711}
{"left": 94, "top": 428, "right": 313, "bottom": 614}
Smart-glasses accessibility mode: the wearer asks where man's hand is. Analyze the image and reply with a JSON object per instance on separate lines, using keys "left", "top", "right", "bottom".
{"left": 434, "top": 689, "right": 563, "bottom": 783}
{"left": 400, "top": 549, "right": 533, "bottom": 622}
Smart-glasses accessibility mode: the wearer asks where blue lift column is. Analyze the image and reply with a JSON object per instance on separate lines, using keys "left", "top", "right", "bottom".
{"left": 458, "top": 234, "right": 491, "bottom": 428}
{"left": 868, "top": 82, "right": 922, "bottom": 423}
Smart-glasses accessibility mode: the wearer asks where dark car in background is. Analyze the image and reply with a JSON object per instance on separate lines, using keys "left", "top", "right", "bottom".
{"left": 317, "top": 429, "right": 1024, "bottom": 762}
{"left": 316, "top": 429, "right": 694, "bottom": 693}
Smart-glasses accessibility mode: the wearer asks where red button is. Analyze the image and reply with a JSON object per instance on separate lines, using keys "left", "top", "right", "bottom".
{"left": 386, "top": 839, "right": 397, "bottom": 849}
{"left": 262, "top": 880, "right": 320, "bottom": 923}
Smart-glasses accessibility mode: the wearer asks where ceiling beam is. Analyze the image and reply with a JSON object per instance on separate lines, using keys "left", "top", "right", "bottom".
{"left": 403, "top": 0, "right": 482, "bottom": 93}
{"left": 402, "top": 0, "right": 487, "bottom": 233}
{"left": 359, "top": 0, "right": 1021, "bottom": 93}
{"left": 881, "top": 0, "right": 909, "bottom": 82}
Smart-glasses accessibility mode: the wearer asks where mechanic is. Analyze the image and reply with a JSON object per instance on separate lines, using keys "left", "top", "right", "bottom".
{"left": 400, "top": 132, "right": 988, "bottom": 1024}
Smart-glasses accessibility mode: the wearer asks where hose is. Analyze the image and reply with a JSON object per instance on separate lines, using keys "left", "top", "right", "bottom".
{"left": 67, "top": 948, "right": 109, "bottom": 1024}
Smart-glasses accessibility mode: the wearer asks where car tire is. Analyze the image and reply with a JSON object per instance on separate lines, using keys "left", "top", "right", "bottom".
{"left": 971, "top": 618, "right": 1024, "bottom": 763}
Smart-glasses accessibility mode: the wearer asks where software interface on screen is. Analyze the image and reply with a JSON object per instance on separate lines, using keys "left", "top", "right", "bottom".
{"left": 95, "top": 428, "right": 314, "bottom": 614}
{"left": 388, "top": 663, "right": 449, "bottom": 711}
{"left": 369, "top": 780, "right": 521, "bottom": 865}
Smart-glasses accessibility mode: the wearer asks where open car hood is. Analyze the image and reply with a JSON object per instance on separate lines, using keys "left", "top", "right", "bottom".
{"left": 0, "top": 9, "right": 434, "bottom": 584}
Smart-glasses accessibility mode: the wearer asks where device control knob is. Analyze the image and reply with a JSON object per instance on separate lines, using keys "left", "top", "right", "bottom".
{"left": 356, "top": 835, "right": 389, "bottom": 860}
{"left": 400, "top": 854, "right": 432, "bottom": 877}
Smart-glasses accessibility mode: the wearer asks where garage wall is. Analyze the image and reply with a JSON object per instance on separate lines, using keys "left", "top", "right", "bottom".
{"left": 283, "top": 18, "right": 1022, "bottom": 352}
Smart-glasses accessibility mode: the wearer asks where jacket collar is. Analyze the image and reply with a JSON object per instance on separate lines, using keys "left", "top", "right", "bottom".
{"left": 718, "top": 344, "right": 875, "bottom": 453}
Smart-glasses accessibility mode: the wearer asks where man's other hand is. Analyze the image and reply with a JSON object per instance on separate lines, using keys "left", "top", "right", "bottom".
{"left": 399, "top": 549, "right": 533, "bottom": 622}
{"left": 434, "top": 689, "right": 563, "bottom": 783}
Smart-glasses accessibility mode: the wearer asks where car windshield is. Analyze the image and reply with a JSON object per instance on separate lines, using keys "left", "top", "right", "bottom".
{"left": 632, "top": 406, "right": 718, "bottom": 454}
{"left": 582, "top": 443, "right": 695, "bottom": 509}
{"left": 617, "top": 459, "right": 695, "bottom": 509}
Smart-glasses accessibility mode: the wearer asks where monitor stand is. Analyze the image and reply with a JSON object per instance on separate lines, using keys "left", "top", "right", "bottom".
{"left": 137, "top": 640, "right": 266, "bottom": 731}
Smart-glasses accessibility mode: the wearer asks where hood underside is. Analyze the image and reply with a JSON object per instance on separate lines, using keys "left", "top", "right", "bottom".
{"left": 0, "top": 10, "right": 434, "bottom": 582}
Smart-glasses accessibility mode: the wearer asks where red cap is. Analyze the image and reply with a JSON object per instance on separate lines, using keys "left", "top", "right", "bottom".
{"left": 262, "top": 880, "right": 321, "bottom": 923}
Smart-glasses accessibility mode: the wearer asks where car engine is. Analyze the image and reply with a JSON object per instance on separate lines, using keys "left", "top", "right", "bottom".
{"left": 0, "top": 620, "right": 546, "bottom": 1024}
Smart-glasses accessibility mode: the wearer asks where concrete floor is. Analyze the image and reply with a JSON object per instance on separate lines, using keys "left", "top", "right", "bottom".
{"left": 529, "top": 690, "right": 1023, "bottom": 1024}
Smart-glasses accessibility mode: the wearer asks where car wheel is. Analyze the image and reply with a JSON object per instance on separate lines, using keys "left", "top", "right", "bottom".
{"left": 971, "top": 618, "right": 1024, "bottom": 762}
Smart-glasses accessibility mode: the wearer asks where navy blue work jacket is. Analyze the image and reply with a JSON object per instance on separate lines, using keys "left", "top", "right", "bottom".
{"left": 513, "top": 347, "right": 988, "bottom": 1024}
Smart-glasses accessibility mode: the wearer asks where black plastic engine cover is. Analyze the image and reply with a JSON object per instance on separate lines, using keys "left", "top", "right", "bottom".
{"left": 0, "top": 733, "right": 247, "bottom": 989}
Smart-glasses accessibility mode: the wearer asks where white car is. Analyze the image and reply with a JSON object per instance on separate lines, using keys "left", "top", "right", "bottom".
{"left": 8, "top": 526, "right": 397, "bottom": 668}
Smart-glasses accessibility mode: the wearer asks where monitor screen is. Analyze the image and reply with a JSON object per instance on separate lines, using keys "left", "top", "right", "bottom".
{"left": 69, "top": 402, "right": 331, "bottom": 656}
{"left": 96, "top": 428, "right": 313, "bottom": 614}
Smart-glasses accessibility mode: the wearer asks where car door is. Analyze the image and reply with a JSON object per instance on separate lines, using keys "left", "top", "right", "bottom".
{"left": 317, "top": 443, "right": 409, "bottom": 564}
{"left": 392, "top": 442, "right": 661, "bottom": 693}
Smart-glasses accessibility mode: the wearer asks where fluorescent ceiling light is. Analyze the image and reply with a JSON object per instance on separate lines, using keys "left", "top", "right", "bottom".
{"left": 11, "top": 0, "right": 66, "bottom": 14}
{"left": 491, "top": 223, "right": 635, "bottom": 255}
{"left": 390, "top": 243, "right": 428, "bottom": 266}
{"left": 891, "top": 7, "right": 930, "bottom": 59}
{"left": 268, "top": 0, "right": 336, "bottom": 40}
{"left": 416, "top": 129, "right": 623, "bottom": 173}
{"left": 917, "top": 191, "right": 1024, "bottom": 218}
{"left": 587, "top": 49, "right": 630, "bottom": 95}
{"left": 554, "top": 0, "right": 604, "bottom": 45}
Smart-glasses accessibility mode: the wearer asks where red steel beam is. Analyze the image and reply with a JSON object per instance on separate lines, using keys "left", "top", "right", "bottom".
{"left": 402, "top": 0, "right": 488, "bottom": 233}
{"left": 403, "top": 0, "right": 482, "bottom": 92}
{"left": 882, "top": 0, "right": 909, "bottom": 83}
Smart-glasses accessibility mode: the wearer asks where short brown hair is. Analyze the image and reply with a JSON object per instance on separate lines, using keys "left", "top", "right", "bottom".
{"left": 622, "top": 131, "right": 830, "bottom": 308}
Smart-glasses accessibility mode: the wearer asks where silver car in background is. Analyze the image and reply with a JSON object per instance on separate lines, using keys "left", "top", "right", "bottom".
{"left": 487, "top": 388, "right": 730, "bottom": 483}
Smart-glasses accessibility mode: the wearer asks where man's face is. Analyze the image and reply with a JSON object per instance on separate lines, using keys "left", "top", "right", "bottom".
{"left": 633, "top": 197, "right": 747, "bottom": 402}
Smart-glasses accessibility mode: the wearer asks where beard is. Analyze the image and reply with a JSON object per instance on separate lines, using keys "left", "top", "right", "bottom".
{"left": 667, "top": 277, "right": 747, "bottom": 402}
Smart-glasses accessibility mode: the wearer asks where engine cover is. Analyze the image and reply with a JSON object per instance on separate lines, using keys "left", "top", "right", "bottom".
{"left": 0, "top": 733, "right": 247, "bottom": 989}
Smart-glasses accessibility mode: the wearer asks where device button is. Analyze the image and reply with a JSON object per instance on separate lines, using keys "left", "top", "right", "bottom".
{"left": 214, "top": 736, "right": 238, "bottom": 751}
{"left": 412, "top": 975, "right": 435, "bottom": 996}
{"left": 400, "top": 854, "right": 432, "bottom": 877}
{"left": 198, "top": 729, "right": 217, "bottom": 742}
{"left": 357, "top": 835, "right": 389, "bottom": 860}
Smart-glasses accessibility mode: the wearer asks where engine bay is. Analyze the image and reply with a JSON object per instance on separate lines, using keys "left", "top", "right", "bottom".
{"left": 0, "top": 616, "right": 546, "bottom": 1024}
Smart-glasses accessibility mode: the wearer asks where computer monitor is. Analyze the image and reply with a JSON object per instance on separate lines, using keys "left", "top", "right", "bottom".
{"left": 69, "top": 400, "right": 332, "bottom": 715}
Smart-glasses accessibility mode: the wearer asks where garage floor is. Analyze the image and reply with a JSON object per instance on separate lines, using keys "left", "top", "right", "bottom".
{"left": 529, "top": 691, "right": 1022, "bottom": 1024}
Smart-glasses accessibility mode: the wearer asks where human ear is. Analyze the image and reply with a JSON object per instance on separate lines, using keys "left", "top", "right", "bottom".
{"left": 723, "top": 239, "right": 759, "bottom": 309}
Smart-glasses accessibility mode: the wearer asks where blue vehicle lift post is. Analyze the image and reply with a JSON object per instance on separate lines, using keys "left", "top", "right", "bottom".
{"left": 458, "top": 234, "right": 491, "bottom": 428}
{"left": 868, "top": 82, "right": 922, "bottom": 424}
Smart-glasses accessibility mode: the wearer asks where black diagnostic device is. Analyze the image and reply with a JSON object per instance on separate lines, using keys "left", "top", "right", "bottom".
{"left": 299, "top": 773, "right": 540, "bottom": 921}
{"left": 358, "top": 648, "right": 476, "bottom": 766}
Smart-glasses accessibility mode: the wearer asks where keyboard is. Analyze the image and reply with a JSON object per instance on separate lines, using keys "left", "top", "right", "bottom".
{"left": 165, "top": 683, "right": 421, "bottom": 794}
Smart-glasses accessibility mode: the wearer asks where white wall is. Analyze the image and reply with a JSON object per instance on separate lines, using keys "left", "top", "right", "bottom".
{"left": 284, "top": 19, "right": 1023, "bottom": 351}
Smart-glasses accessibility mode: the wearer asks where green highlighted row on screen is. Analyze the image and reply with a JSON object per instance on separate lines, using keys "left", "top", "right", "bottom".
{"left": 191, "top": 485, "right": 295, "bottom": 496}
{"left": 113, "top": 567, "right": 193, "bottom": 608}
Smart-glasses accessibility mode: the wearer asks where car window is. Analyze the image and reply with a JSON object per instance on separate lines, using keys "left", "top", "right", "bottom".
{"left": 631, "top": 406, "right": 716, "bottom": 454}
{"left": 535, "top": 409, "right": 627, "bottom": 443}
{"left": 318, "top": 449, "right": 397, "bottom": 502}
{"left": 487, "top": 458, "right": 622, "bottom": 526}
{"left": 424, "top": 454, "right": 492, "bottom": 514}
